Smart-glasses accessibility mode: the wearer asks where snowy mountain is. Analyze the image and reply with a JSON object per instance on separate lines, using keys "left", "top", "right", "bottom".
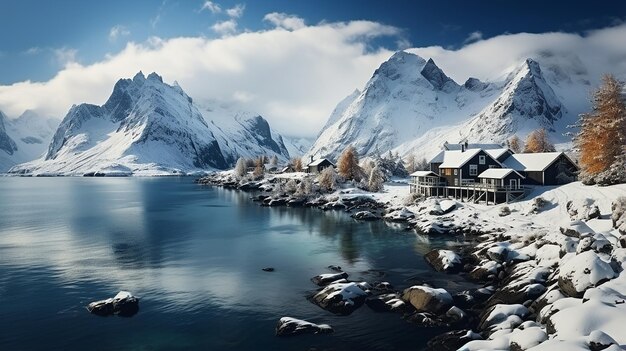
{"left": 9, "top": 72, "right": 290, "bottom": 176}
{"left": 307, "top": 51, "right": 593, "bottom": 162}
{"left": 282, "top": 136, "right": 314, "bottom": 158}
{"left": 0, "top": 110, "right": 58, "bottom": 172}
{"left": 306, "top": 51, "right": 500, "bottom": 160}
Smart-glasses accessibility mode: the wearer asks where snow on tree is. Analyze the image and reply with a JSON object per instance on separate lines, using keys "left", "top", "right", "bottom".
{"left": 508, "top": 135, "right": 523, "bottom": 153}
{"left": 285, "top": 179, "right": 298, "bottom": 193}
{"left": 575, "top": 74, "right": 626, "bottom": 185}
{"left": 234, "top": 157, "right": 247, "bottom": 179}
{"left": 253, "top": 157, "right": 265, "bottom": 179}
{"left": 318, "top": 166, "right": 337, "bottom": 193}
{"left": 405, "top": 154, "right": 417, "bottom": 173}
{"left": 524, "top": 128, "right": 556, "bottom": 153}
{"left": 270, "top": 155, "right": 278, "bottom": 167}
{"left": 337, "top": 145, "right": 363, "bottom": 181}
{"left": 367, "top": 165, "right": 385, "bottom": 192}
{"left": 415, "top": 157, "right": 429, "bottom": 171}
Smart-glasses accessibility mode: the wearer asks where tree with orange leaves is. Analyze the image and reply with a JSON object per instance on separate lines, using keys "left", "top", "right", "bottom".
{"left": 575, "top": 74, "right": 626, "bottom": 185}
{"left": 524, "top": 128, "right": 556, "bottom": 153}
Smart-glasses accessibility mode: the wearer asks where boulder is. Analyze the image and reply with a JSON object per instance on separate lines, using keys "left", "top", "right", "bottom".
{"left": 478, "top": 304, "right": 529, "bottom": 333}
{"left": 87, "top": 291, "right": 139, "bottom": 317}
{"left": 509, "top": 325, "right": 548, "bottom": 350}
{"left": 311, "top": 272, "right": 348, "bottom": 286}
{"left": 558, "top": 251, "right": 617, "bottom": 298}
{"left": 560, "top": 220, "right": 594, "bottom": 238}
{"left": 275, "top": 317, "right": 333, "bottom": 337}
{"left": 365, "top": 293, "right": 407, "bottom": 313}
{"left": 499, "top": 206, "right": 511, "bottom": 217}
{"left": 424, "top": 249, "right": 462, "bottom": 273}
{"left": 262, "top": 267, "right": 275, "bottom": 272}
{"left": 311, "top": 282, "right": 369, "bottom": 315}
{"left": 401, "top": 286, "right": 452, "bottom": 313}
{"left": 619, "top": 235, "right": 626, "bottom": 249}
{"left": 351, "top": 211, "right": 380, "bottom": 221}
{"left": 384, "top": 207, "right": 415, "bottom": 222}
{"left": 486, "top": 245, "right": 509, "bottom": 263}
{"left": 587, "top": 330, "right": 618, "bottom": 351}
{"left": 426, "top": 330, "right": 482, "bottom": 351}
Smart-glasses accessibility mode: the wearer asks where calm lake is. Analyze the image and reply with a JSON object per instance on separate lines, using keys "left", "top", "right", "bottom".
{"left": 0, "top": 177, "right": 474, "bottom": 351}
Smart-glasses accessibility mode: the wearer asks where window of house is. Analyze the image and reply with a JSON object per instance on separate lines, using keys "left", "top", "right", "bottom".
{"left": 489, "top": 165, "right": 497, "bottom": 168}
{"left": 479, "top": 155, "right": 486, "bottom": 164}
{"left": 453, "top": 169, "right": 458, "bottom": 175}
{"left": 469, "top": 164, "right": 478, "bottom": 176}
{"left": 454, "top": 178, "right": 458, "bottom": 186}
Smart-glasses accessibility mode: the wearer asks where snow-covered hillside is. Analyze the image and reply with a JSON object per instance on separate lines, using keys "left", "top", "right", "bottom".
{"left": 0, "top": 110, "right": 58, "bottom": 172}
{"left": 9, "top": 72, "right": 291, "bottom": 176}
{"left": 307, "top": 51, "right": 597, "bottom": 162}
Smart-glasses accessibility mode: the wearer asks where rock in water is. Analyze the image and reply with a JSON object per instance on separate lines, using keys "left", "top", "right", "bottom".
{"left": 311, "top": 272, "right": 349, "bottom": 286}
{"left": 275, "top": 317, "right": 333, "bottom": 337}
{"left": 401, "top": 286, "right": 453, "bottom": 313}
{"left": 262, "top": 267, "right": 275, "bottom": 272}
{"left": 87, "top": 291, "right": 139, "bottom": 317}
{"left": 424, "top": 249, "right": 462, "bottom": 273}
{"left": 311, "top": 282, "right": 369, "bottom": 315}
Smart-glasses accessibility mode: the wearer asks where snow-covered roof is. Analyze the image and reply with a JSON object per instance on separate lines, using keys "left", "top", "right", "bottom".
{"left": 429, "top": 150, "right": 445, "bottom": 164}
{"left": 478, "top": 168, "right": 524, "bottom": 179}
{"left": 438, "top": 149, "right": 483, "bottom": 168}
{"left": 410, "top": 170, "right": 438, "bottom": 177}
{"left": 444, "top": 143, "right": 502, "bottom": 151}
{"left": 485, "top": 148, "right": 512, "bottom": 160}
{"left": 502, "top": 152, "right": 564, "bottom": 172}
{"left": 308, "top": 158, "right": 334, "bottom": 167}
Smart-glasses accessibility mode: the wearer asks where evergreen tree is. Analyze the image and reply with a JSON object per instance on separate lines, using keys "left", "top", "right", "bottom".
{"left": 367, "top": 165, "right": 385, "bottom": 192}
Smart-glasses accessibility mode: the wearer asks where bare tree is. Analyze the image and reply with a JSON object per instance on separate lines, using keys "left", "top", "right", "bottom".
{"left": 524, "top": 128, "right": 556, "bottom": 153}
{"left": 234, "top": 157, "right": 247, "bottom": 179}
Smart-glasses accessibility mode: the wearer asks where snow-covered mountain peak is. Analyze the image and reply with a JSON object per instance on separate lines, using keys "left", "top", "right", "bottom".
{"left": 420, "top": 58, "right": 459, "bottom": 91}
{"left": 133, "top": 71, "right": 146, "bottom": 84}
{"left": 0, "top": 110, "right": 17, "bottom": 155}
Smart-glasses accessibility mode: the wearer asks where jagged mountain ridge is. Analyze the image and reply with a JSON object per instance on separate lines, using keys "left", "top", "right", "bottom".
{"left": 10, "top": 72, "right": 290, "bottom": 176}
{"left": 306, "top": 51, "right": 503, "bottom": 161}
{"left": 307, "top": 51, "right": 595, "bottom": 162}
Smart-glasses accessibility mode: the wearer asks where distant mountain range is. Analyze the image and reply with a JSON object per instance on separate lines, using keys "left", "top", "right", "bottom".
{"left": 306, "top": 50, "right": 593, "bottom": 161}
{"left": 6, "top": 72, "right": 305, "bottom": 176}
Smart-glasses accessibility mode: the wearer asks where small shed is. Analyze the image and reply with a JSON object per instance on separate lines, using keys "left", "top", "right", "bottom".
{"left": 306, "top": 158, "right": 335, "bottom": 174}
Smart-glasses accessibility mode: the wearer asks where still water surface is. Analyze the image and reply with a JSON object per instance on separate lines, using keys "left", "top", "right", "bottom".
{"left": 0, "top": 177, "right": 472, "bottom": 350}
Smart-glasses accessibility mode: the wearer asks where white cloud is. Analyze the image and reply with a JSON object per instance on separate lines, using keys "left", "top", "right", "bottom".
{"left": 22, "top": 47, "right": 42, "bottom": 56}
{"left": 1, "top": 21, "right": 625, "bottom": 139}
{"left": 226, "top": 4, "right": 245, "bottom": 18}
{"left": 463, "top": 31, "right": 483, "bottom": 44}
{"left": 263, "top": 12, "right": 306, "bottom": 31}
{"left": 53, "top": 47, "right": 78, "bottom": 67}
{"left": 211, "top": 19, "right": 238, "bottom": 36}
{"left": 109, "top": 25, "right": 130, "bottom": 42}
{"left": 200, "top": 1, "right": 221, "bottom": 14}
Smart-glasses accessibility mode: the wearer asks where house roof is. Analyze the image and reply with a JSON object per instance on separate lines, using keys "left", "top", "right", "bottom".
{"left": 485, "top": 148, "right": 512, "bottom": 160}
{"left": 438, "top": 149, "right": 484, "bottom": 168}
{"left": 478, "top": 168, "right": 524, "bottom": 179}
{"left": 429, "top": 150, "right": 445, "bottom": 164}
{"left": 410, "top": 170, "right": 438, "bottom": 177}
{"left": 502, "top": 152, "right": 565, "bottom": 172}
{"left": 308, "top": 158, "right": 334, "bottom": 167}
{"left": 444, "top": 143, "right": 503, "bottom": 151}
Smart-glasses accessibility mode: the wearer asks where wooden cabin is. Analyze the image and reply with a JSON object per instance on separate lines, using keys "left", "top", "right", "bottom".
{"left": 306, "top": 158, "right": 335, "bottom": 174}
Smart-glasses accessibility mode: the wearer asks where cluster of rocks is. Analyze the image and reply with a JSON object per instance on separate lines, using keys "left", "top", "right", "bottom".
{"left": 87, "top": 291, "right": 139, "bottom": 317}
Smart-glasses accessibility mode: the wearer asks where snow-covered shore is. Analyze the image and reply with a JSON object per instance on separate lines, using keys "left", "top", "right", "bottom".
{"left": 199, "top": 171, "right": 626, "bottom": 350}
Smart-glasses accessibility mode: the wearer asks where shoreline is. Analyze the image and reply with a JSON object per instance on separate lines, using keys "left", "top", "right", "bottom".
{"left": 197, "top": 171, "right": 626, "bottom": 350}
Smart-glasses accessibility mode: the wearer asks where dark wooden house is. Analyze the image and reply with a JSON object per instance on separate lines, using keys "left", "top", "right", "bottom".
{"left": 438, "top": 148, "right": 502, "bottom": 187}
{"left": 502, "top": 152, "right": 578, "bottom": 185}
{"left": 306, "top": 158, "right": 335, "bottom": 174}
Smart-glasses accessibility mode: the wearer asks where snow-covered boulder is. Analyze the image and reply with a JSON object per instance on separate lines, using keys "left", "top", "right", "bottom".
{"left": 311, "top": 282, "right": 369, "bottom": 315}
{"left": 383, "top": 207, "right": 415, "bottom": 222}
{"left": 499, "top": 206, "right": 511, "bottom": 217}
{"left": 311, "top": 272, "right": 348, "bottom": 286}
{"left": 611, "top": 196, "right": 626, "bottom": 235}
{"left": 365, "top": 293, "right": 407, "bottom": 313}
{"left": 401, "top": 286, "right": 453, "bottom": 313}
{"left": 560, "top": 220, "right": 595, "bottom": 238}
{"left": 567, "top": 200, "right": 601, "bottom": 221}
{"left": 429, "top": 200, "right": 457, "bottom": 215}
{"left": 427, "top": 330, "right": 482, "bottom": 351}
{"left": 424, "top": 249, "right": 463, "bottom": 273}
{"left": 87, "top": 291, "right": 139, "bottom": 317}
{"left": 587, "top": 330, "right": 619, "bottom": 351}
{"left": 558, "top": 251, "right": 617, "bottom": 298}
{"left": 351, "top": 211, "right": 380, "bottom": 221}
{"left": 509, "top": 324, "right": 547, "bottom": 350}
{"left": 478, "top": 304, "right": 529, "bottom": 333}
{"left": 275, "top": 317, "right": 333, "bottom": 337}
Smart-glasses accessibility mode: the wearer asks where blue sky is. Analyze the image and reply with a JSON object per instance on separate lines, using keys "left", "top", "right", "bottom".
{"left": 0, "top": 0, "right": 624, "bottom": 84}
